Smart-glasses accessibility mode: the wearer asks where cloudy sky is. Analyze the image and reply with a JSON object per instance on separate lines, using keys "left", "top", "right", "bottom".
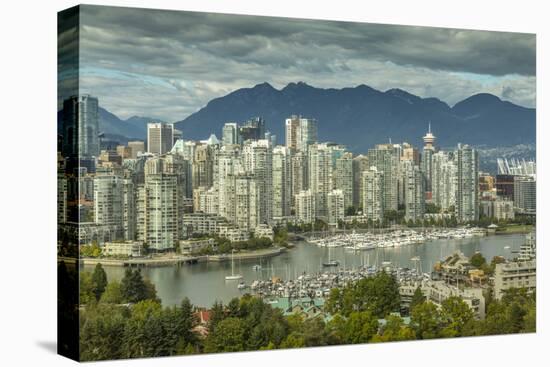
{"left": 66, "top": 5, "right": 535, "bottom": 121}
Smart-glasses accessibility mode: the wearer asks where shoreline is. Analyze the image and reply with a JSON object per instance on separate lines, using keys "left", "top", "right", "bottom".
{"left": 79, "top": 246, "right": 286, "bottom": 268}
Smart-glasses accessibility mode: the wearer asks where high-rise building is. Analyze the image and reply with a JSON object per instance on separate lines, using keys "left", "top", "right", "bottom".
{"left": 272, "top": 146, "right": 291, "bottom": 218}
{"left": 122, "top": 178, "right": 136, "bottom": 240}
{"left": 296, "top": 190, "right": 314, "bottom": 224}
{"left": 362, "top": 167, "right": 384, "bottom": 222}
{"left": 192, "top": 144, "right": 215, "bottom": 189}
{"left": 455, "top": 144, "right": 479, "bottom": 222}
{"left": 239, "top": 117, "right": 265, "bottom": 142}
{"left": 128, "top": 141, "right": 145, "bottom": 159}
{"left": 285, "top": 115, "right": 300, "bottom": 151}
{"left": 308, "top": 143, "right": 333, "bottom": 218}
{"left": 335, "top": 152, "right": 354, "bottom": 212}
{"left": 402, "top": 161, "right": 425, "bottom": 222}
{"left": 290, "top": 151, "right": 307, "bottom": 209}
{"left": 234, "top": 174, "right": 260, "bottom": 232}
{"left": 147, "top": 122, "right": 174, "bottom": 155}
{"left": 222, "top": 122, "right": 239, "bottom": 145}
{"left": 136, "top": 173, "right": 179, "bottom": 251}
{"left": 352, "top": 154, "right": 369, "bottom": 210}
{"left": 327, "top": 189, "right": 345, "bottom": 227}
{"left": 215, "top": 145, "right": 243, "bottom": 221}
{"left": 93, "top": 174, "right": 124, "bottom": 240}
{"left": 62, "top": 94, "right": 100, "bottom": 158}
{"left": 243, "top": 139, "right": 273, "bottom": 225}
{"left": 367, "top": 144, "right": 399, "bottom": 212}
{"left": 297, "top": 117, "right": 318, "bottom": 152}
{"left": 421, "top": 124, "right": 436, "bottom": 197}
{"left": 432, "top": 151, "right": 457, "bottom": 211}
{"left": 514, "top": 175, "right": 536, "bottom": 215}
{"left": 401, "top": 142, "right": 420, "bottom": 165}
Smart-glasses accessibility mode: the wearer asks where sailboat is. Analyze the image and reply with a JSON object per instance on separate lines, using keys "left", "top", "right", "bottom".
{"left": 225, "top": 250, "right": 243, "bottom": 280}
{"left": 322, "top": 245, "right": 339, "bottom": 267}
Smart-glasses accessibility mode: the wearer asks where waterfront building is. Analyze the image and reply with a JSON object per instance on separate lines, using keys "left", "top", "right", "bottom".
{"left": 217, "top": 223, "right": 249, "bottom": 242}
{"left": 327, "top": 189, "right": 345, "bottom": 227}
{"left": 147, "top": 122, "right": 174, "bottom": 155}
{"left": 254, "top": 224, "right": 275, "bottom": 240}
{"left": 514, "top": 175, "right": 536, "bottom": 215}
{"left": 182, "top": 213, "right": 226, "bottom": 236}
{"left": 222, "top": 122, "right": 239, "bottom": 145}
{"left": 296, "top": 189, "right": 315, "bottom": 224}
{"left": 103, "top": 241, "right": 143, "bottom": 257}
{"left": 93, "top": 174, "right": 124, "bottom": 240}
{"left": 335, "top": 152, "right": 354, "bottom": 211}
{"left": 179, "top": 238, "right": 215, "bottom": 255}
{"left": 62, "top": 94, "right": 100, "bottom": 158}
{"left": 362, "top": 166, "right": 384, "bottom": 222}
{"left": 480, "top": 198, "right": 515, "bottom": 220}
{"left": 127, "top": 140, "right": 145, "bottom": 159}
{"left": 272, "top": 146, "right": 292, "bottom": 218}
{"left": 518, "top": 230, "right": 536, "bottom": 261}
{"left": 455, "top": 144, "right": 479, "bottom": 222}
{"left": 136, "top": 173, "right": 180, "bottom": 251}
{"left": 494, "top": 259, "right": 536, "bottom": 300}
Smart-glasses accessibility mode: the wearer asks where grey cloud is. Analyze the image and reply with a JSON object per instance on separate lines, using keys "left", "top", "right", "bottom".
{"left": 73, "top": 4, "right": 536, "bottom": 121}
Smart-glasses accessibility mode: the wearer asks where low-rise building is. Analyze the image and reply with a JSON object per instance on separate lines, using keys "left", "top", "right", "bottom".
{"left": 493, "top": 260, "right": 536, "bottom": 300}
{"left": 254, "top": 224, "right": 274, "bottom": 240}
{"left": 217, "top": 223, "right": 249, "bottom": 242}
{"left": 103, "top": 241, "right": 144, "bottom": 257}
{"left": 179, "top": 238, "right": 215, "bottom": 255}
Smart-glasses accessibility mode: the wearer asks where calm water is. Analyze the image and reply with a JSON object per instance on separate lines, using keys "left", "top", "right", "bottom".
{"left": 87, "top": 233, "right": 525, "bottom": 307}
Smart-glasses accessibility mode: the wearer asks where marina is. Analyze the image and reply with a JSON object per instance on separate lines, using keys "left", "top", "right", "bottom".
{"left": 87, "top": 232, "right": 525, "bottom": 307}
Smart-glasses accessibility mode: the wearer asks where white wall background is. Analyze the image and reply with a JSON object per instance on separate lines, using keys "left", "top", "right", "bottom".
{"left": 0, "top": 0, "right": 546, "bottom": 366}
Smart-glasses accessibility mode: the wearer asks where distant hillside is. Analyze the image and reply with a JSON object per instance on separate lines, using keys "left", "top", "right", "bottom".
{"left": 57, "top": 107, "right": 162, "bottom": 141}
{"left": 173, "top": 82, "right": 535, "bottom": 152}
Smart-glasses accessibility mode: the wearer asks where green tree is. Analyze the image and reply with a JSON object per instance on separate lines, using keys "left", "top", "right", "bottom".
{"left": 343, "top": 311, "right": 378, "bottom": 344}
{"left": 440, "top": 296, "right": 474, "bottom": 337}
{"left": 470, "top": 253, "right": 487, "bottom": 268}
{"left": 280, "top": 332, "right": 306, "bottom": 349}
{"left": 91, "top": 263, "right": 108, "bottom": 301}
{"left": 120, "top": 269, "right": 158, "bottom": 304}
{"left": 80, "top": 304, "right": 128, "bottom": 361}
{"left": 79, "top": 271, "right": 95, "bottom": 305}
{"left": 100, "top": 281, "right": 124, "bottom": 304}
{"left": 204, "top": 317, "right": 246, "bottom": 353}
{"left": 121, "top": 300, "right": 163, "bottom": 358}
{"left": 409, "top": 286, "right": 426, "bottom": 311}
{"left": 371, "top": 315, "right": 416, "bottom": 343}
{"left": 410, "top": 302, "right": 442, "bottom": 339}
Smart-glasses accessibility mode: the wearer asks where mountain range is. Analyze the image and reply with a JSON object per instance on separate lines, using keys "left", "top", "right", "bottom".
{"left": 65, "top": 82, "right": 535, "bottom": 152}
